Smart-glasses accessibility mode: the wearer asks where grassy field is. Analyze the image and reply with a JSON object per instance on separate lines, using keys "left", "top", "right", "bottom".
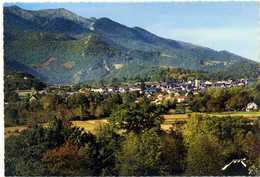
{"left": 5, "top": 126, "right": 28, "bottom": 138}
{"left": 163, "top": 112, "right": 260, "bottom": 122}
{"left": 5, "top": 112, "right": 259, "bottom": 137}
{"left": 71, "top": 119, "right": 108, "bottom": 133}
{"left": 71, "top": 112, "right": 260, "bottom": 133}
{"left": 210, "top": 111, "right": 260, "bottom": 117}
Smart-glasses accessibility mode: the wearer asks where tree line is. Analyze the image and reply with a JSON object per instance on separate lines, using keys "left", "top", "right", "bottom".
{"left": 5, "top": 91, "right": 142, "bottom": 127}
{"left": 192, "top": 84, "right": 260, "bottom": 112}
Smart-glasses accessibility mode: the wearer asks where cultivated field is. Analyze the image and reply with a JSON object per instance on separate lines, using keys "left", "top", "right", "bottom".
{"left": 71, "top": 119, "right": 108, "bottom": 133}
{"left": 5, "top": 126, "right": 28, "bottom": 138}
{"left": 5, "top": 112, "right": 259, "bottom": 137}
{"left": 163, "top": 112, "right": 260, "bottom": 122}
{"left": 71, "top": 112, "right": 260, "bottom": 132}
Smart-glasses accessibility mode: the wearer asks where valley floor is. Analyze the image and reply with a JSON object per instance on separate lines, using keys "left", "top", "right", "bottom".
{"left": 5, "top": 111, "right": 259, "bottom": 138}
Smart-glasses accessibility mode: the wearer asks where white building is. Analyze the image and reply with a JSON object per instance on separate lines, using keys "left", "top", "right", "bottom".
{"left": 91, "top": 88, "right": 104, "bottom": 93}
{"left": 205, "top": 81, "right": 213, "bottom": 86}
{"left": 246, "top": 102, "right": 258, "bottom": 112}
{"left": 195, "top": 79, "right": 200, "bottom": 88}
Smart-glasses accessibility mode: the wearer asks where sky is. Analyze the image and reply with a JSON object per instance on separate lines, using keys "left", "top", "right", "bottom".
{"left": 5, "top": 2, "right": 259, "bottom": 61}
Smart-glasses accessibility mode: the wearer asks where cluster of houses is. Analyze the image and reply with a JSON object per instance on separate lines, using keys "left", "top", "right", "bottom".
{"left": 87, "top": 79, "right": 258, "bottom": 111}
{"left": 89, "top": 79, "right": 251, "bottom": 95}
{"left": 13, "top": 79, "right": 259, "bottom": 110}
{"left": 15, "top": 79, "right": 253, "bottom": 97}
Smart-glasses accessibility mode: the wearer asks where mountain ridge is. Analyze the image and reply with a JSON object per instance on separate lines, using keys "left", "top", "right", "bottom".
{"left": 4, "top": 5, "right": 259, "bottom": 84}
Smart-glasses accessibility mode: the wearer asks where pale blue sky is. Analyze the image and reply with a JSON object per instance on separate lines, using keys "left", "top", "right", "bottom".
{"left": 5, "top": 2, "right": 259, "bottom": 61}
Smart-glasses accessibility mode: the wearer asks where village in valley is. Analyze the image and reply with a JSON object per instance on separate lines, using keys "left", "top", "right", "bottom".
{"left": 4, "top": 3, "right": 260, "bottom": 176}
{"left": 14, "top": 78, "right": 259, "bottom": 112}
{"left": 7, "top": 75, "right": 260, "bottom": 176}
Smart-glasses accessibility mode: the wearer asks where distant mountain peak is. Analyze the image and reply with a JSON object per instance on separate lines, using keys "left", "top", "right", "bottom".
{"left": 4, "top": 5, "right": 96, "bottom": 33}
{"left": 5, "top": 5, "right": 22, "bottom": 10}
{"left": 37, "top": 7, "right": 77, "bottom": 17}
{"left": 4, "top": 6, "right": 258, "bottom": 84}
